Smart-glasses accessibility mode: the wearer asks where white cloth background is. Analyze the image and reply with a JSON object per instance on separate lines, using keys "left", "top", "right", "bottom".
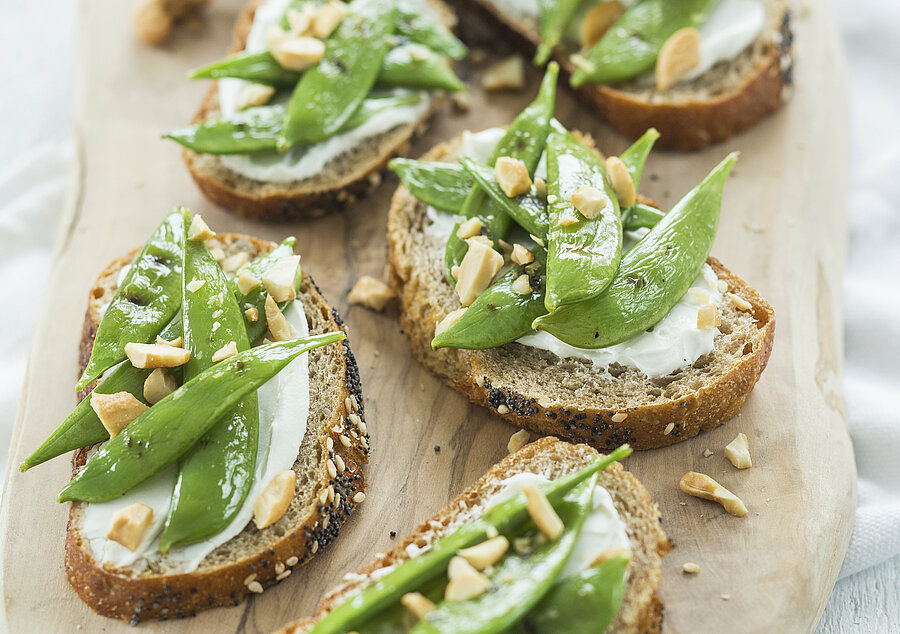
{"left": 0, "top": 0, "right": 896, "bottom": 629}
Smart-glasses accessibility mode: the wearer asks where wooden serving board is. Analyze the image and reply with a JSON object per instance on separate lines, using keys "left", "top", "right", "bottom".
{"left": 0, "top": 1, "right": 855, "bottom": 632}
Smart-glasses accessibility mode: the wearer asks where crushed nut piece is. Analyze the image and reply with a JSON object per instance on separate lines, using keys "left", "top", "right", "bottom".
{"left": 580, "top": 1, "right": 625, "bottom": 47}
{"left": 265, "top": 295, "right": 296, "bottom": 341}
{"left": 187, "top": 214, "right": 215, "bottom": 241}
{"left": 494, "top": 157, "right": 532, "bottom": 198}
{"left": 682, "top": 562, "right": 700, "bottom": 574}
{"left": 236, "top": 84, "right": 275, "bottom": 111}
{"left": 211, "top": 341, "right": 239, "bottom": 363}
{"left": 605, "top": 156, "right": 636, "bottom": 208}
{"left": 703, "top": 448, "right": 714, "bottom": 458}
{"left": 401, "top": 592, "right": 436, "bottom": 621}
{"left": 727, "top": 292, "right": 752, "bottom": 311}
{"left": 310, "top": 2, "right": 347, "bottom": 39}
{"left": 656, "top": 27, "right": 701, "bottom": 91}
{"left": 697, "top": 304, "right": 721, "bottom": 330}
{"left": 724, "top": 432, "right": 752, "bottom": 469}
{"left": 459, "top": 536, "right": 509, "bottom": 570}
{"left": 125, "top": 342, "right": 190, "bottom": 369}
{"left": 445, "top": 557, "right": 491, "bottom": 601}
{"left": 451, "top": 91, "right": 471, "bottom": 112}
{"left": 455, "top": 240, "right": 504, "bottom": 306}
{"left": 143, "top": 368, "right": 177, "bottom": 405}
{"left": 253, "top": 469, "right": 296, "bottom": 529}
{"left": 91, "top": 392, "right": 148, "bottom": 437}
{"left": 534, "top": 178, "right": 548, "bottom": 199}
{"left": 507, "top": 429, "right": 530, "bottom": 454}
{"left": 285, "top": 6, "right": 314, "bottom": 34}
{"left": 571, "top": 185, "right": 609, "bottom": 219}
{"left": 679, "top": 472, "right": 748, "bottom": 517}
{"left": 156, "top": 335, "right": 183, "bottom": 348}
{"left": 435, "top": 307, "right": 467, "bottom": 337}
{"left": 511, "top": 274, "right": 532, "bottom": 296}
{"left": 220, "top": 251, "right": 250, "bottom": 274}
{"left": 481, "top": 56, "right": 525, "bottom": 91}
{"left": 270, "top": 36, "right": 326, "bottom": 71}
{"left": 348, "top": 275, "right": 395, "bottom": 311}
{"left": 511, "top": 244, "right": 534, "bottom": 266}
{"left": 522, "top": 483, "right": 564, "bottom": 539}
{"left": 236, "top": 272, "right": 261, "bottom": 295}
{"left": 558, "top": 213, "right": 579, "bottom": 227}
{"left": 245, "top": 306, "right": 259, "bottom": 322}
{"left": 107, "top": 503, "right": 154, "bottom": 552}
{"left": 263, "top": 255, "right": 301, "bottom": 303}
{"left": 456, "top": 217, "right": 483, "bottom": 239}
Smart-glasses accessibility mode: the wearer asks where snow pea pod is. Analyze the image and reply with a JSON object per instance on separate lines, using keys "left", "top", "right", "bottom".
{"left": 190, "top": 51, "right": 300, "bottom": 86}
{"left": 396, "top": 3, "right": 467, "bottom": 60}
{"left": 619, "top": 127, "right": 659, "bottom": 190}
{"left": 432, "top": 248, "right": 547, "bottom": 350}
{"left": 76, "top": 210, "right": 184, "bottom": 391}
{"left": 533, "top": 153, "right": 736, "bottom": 347}
{"left": 571, "top": 0, "right": 718, "bottom": 87}
{"left": 308, "top": 445, "right": 631, "bottom": 634}
{"left": 279, "top": 0, "right": 396, "bottom": 149}
{"left": 158, "top": 212, "right": 259, "bottom": 552}
{"left": 412, "top": 475, "right": 597, "bottom": 634}
{"left": 458, "top": 157, "right": 548, "bottom": 239}
{"left": 378, "top": 44, "right": 464, "bottom": 92}
{"left": 444, "top": 63, "right": 559, "bottom": 282}
{"left": 57, "top": 331, "right": 345, "bottom": 504}
{"left": 512, "top": 553, "right": 629, "bottom": 634}
{"left": 389, "top": 159, "right": 474, "bottom": 213}
{"left": 544, "top": 127, "right": 622, "bottom": 311}
{"left": 535, "top": 0, "right": 586, "bottom": 66}
{"left": 623, "top": 203, "right": 664, "bottom": 231}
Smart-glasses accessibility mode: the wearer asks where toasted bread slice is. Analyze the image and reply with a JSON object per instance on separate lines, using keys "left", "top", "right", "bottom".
{"left": 278, "top": 437, "right": 669, "bottom": 633}
{"left": 65, "top": 233, "right": 370, "bottom": 624}
{"left": 388, "top": 134, "right": 775, "bottom": 451}
{"left": 182, "top": 1, "right": 454, "bottom": 220}
{"left": 455, "top": 0, "right": 793, "bottom": 151}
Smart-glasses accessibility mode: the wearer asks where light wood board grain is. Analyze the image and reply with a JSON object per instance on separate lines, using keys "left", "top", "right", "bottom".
{"left": 0, "top": 1, "right": 854, "bottom": 632}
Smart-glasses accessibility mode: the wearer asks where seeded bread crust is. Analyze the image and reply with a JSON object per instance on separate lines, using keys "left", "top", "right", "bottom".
{"left": 453, "top": 0, "right": 793, "bottom": 151}
{"left": 277, "top": 437, "right": 670, "bottom": 634}
{"left": 388, "top": 135, "right": 775, "bottom": 451}
{"left": 181, "top": 1, "right": 453, "bottom": 221}
{"left": 65, "top": 233, "right": 370, "bottom": 624}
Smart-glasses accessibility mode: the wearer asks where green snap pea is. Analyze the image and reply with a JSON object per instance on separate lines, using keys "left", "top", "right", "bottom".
{"left": 76, "top": 210, "right": 184, "bottom": 391}
{"left": 512, "top": 553, "right": 630, "bottom": 634}
{"left": 396, "top": 3, "right": 467, "bottom": 60}
{"left": 535, "top": 0, "right": 586, "bottom": 66}
{"left": 190, "top": 51, "right": 300, "bottom": 86}
{"left": 619, "top": 127, "right": 659, "bottom": 190}
{"left": 571, "top": 0, "right": 718, "bottom": 87}
{"left": 308, "top": 445, "right": 631, "bottom": 634}
{"left": 544, "top": 126, "right": 622, "bottom": 311}
{"left": 533, "top": 153, "right": 736, "bottom": 347}
{"left": 389, "top": 159, "right": 474, "bottom": 213}
{"left": 432, "top": 247, "right": 547, "bottom": 350}
{"left": 622, "top": 202, "right": 664, "bottom": 232}
{"left": 57, "top": 331, "right": 346, "bottom": 504}
{"left": 444, "top": 63, "right": 559, "bottom": 282}
{"left": 458, "top": 157, "right": 548, "bottom": 239}
{"left": 158, "top": 212, "right": 260, "bottom": 552}
{"left": 412, "top": 475, "right": 597, "bottom": 634}
{"left": 378, "top": 44, "right": 464, "bottom": 92}
{"left": 279, "top": 0, "right": 396, "bottom": 149}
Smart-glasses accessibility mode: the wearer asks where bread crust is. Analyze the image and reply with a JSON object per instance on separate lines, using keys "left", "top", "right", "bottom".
{"left": 182, "top": 1, "right": 451, "bottom": 220}
{"left": 64, "top": 233, "right": 370, "bottom": 624}
{"left": 452, "top": 0, "right": 793, "bottom": 151}
{"left": 387, "top": 136, "right": 776, "bottom": 451}
{"left": 277, "top": 437, "right": 670, "bottom": 633}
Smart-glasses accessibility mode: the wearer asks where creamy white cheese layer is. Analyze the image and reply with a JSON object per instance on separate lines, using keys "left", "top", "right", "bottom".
{"left": 81, "top": 299, "right": 312, "bottom": 572}
{"left": 216, "top": 0, "right": 432, "bottom": 183}
{"left": 425, "top": 127, "right": 724, "bottom": 378}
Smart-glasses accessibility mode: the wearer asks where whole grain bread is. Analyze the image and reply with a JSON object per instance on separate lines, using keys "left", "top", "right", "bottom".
{"left": 278, "top": 437, "right": 670, "bottom": 634}
{"left": 453, "top": 0, "right": 793, "bottom": 151}
{"left": 65, "top": 232, "right": 370, "bottom": 624}
{"left": 388, "top": 135, "right": 775, "bottom": 451}
{"left": 182, "top": 1, "right": 454, "bottom": 220}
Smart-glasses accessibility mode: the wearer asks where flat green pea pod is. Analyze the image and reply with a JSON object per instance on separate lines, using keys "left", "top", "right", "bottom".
{"left": 534, "top": 153, "right": 736, "bottom": 347}
{"left": 57, "top": 331, "right": 346, "bottom": 504}
{"left": 623, "top": 202, "right": 664, "bottom": 232}
{"left": 445, "top": 63, "right": 559, "bottom": 282}
{"left": 512, "top": 553, "right": 630, "bottom": 634}
{"left": 571, "top": 0, "right": 718, "bottom": 87}
{"left": 432, "top": 247, "right": 547, "bottom": 350}
{"left": 396, "top": 2, "right": 467, "bottom": 60}
{"left": 158, "top": 211, "right": 261, "bottom": 552}
{"left": 535, "top": 0, "right": 586, "bottom": 66}
{"left": 76, "top": 210, "right": 184, "bottom": 391}
{"left": 619, "top": 127, "right": 659, "bottom": 190}
{"left": 544, "top": 127, "right": 622, "bottom": 311}
{"left": 389, "top": 159, "right": 474, "bottom": 213}
{"left": 189, "top": 52, "right": 300, "bottom": 86}
{"left": 378, "top": 44, "right": 464, "bottom": 92}
{"left": 412, "top": 475, "right": 597, "bottom": 634}
{"left": 458, "top": 157, "right": 548, "bottom": 239}
{"left": 309, "top": 446, "right": 631, "bottom": 634}
{"left": 279, "top": 0, "right": 396, "bottom": 149}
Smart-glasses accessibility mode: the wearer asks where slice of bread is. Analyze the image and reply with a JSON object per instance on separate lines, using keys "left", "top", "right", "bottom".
{"left": 65, "top": 232, "right": 370, "bottom": 624}
{"left": 388, "top": 135, "right": 775, "bottom": 451}
{"left": 182, "top": 1, "right": 455, "bottom": 220}
{"left": 277, "top": 437, "right": 670, "bottom": 634}
{"left": 453, "top": 0, "right": 793, "bottom": 151}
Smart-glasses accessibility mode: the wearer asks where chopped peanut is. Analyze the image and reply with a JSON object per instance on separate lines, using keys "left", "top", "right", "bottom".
{"left": 262, "top": 255, "right": 301, "bottom": 303}
{"left": 265, "top": 295, "right": 296, "bottom": 341}
{"left": 724, "top": 433, "right": 752, "bottom": 469}
{"left": 245, "top": 306, "right": 259, "bottom": 322}
{"left": 458, "top": 536, "right": 509, "bottom": 570}
{"left": 348, "top": 276, "right": 395, "bottom": 311}
{"left": 656, "top": 27, "right": 701, "bottom": 91}
{"left": 220, "top": 251, "right": 250, "bottom": 274}
{"left": 456, "top": 217, "right": 483, "bottom": 239}
{"left": 455, "top": 240, "right": 504, "bottom": 306}
{"left": 445, "top": 556, "right": 491, "bottom": 601}
{"left": 253, "top": 469, "right": 296, "bottom": 529}
{"left": 143, "top": 368, "right": 177, "bottom": 405}
{"left": 107, "top": 503, "right": 154, "bottom": 552}
{"left": 125, "top": 342, "right": 190, "bottom": 369}
{"left": 511, "top": 274, "right": 532, "bottom": 296}
{"left": 236, "top": 84, "right": 275, "bottom": 111}
{"left": 559, "top": 213, "right": 579, "bottom": 227}
{"left": 435, "top": 308, "right": 467, "bottom": 337}
{"left": 401, "top": 592, "right": 435, "bottom": 621}
{"left": 697, "top": 304, "right": 721, "bottom": 330}
{"left": 494, "top": 157, "right": 532, "bottom": 198}
{"left": 310, "top": 2, "right": 347, "bottom": 39}
{"left": 511, "top": 244, "right": 534, "bottom": 266}
{"left": 570, "top": 185, "right": 609, "bottom": 220}
{"left": 91, "top": 392, "right": 148, "bottom": 437}
{"left": 534, "top": 178, "right": 548, "bottom": 199}
{"left": 156, "top": 335, "right": 183, "bottom": 348}
{"left": 679, "top": 471, "right": 748, "bottom": 517}
{"left": 285, "top": 6, "right": 314, "bottom": 34}
{"left": 522, "top": 483, "right": 564, "bottom": 539}
{"left": 481, "top": 56, "right": 525, "bottom": 91}
{"left": 270, "top": 36, "right": 326, "bottom": 72}
{"left": 211, "top": 341, "right": 239, "bottom": 363}
{"left": 236, "top": 272, "right": 261, "bottom": 295}
{"left": 187, "top": 214, "right": 215, "bottom": 241}
{"left": 605, "top": 156, "right": 636, "bottom": 208}
{"left": 507, "top": 429, "right": 530, "bottom": 454}
{"left": 580, "top": 1, "right": 625, "bottom": 48}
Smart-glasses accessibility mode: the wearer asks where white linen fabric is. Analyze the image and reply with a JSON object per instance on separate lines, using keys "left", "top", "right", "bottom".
{"left": 0, "top": 0, "right": 896, "bottom": 628}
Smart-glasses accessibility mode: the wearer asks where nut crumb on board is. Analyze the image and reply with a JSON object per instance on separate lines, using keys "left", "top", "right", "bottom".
{"left": 679, "top": 471, "right": 748, "bottom": 517}
{"left": 348, "top": 275, "right": 395, "bottom": 311}
{"left": 482, "top": 56, "right": 526, "bottom": 92}
{"left": 507, "top": 429, "right": 530, "bottom": 454}
{"left": 724, "top": 432, "right": 753, "bottom": 469}
{"left": 682, "top": 562, "right": 700, "bottom": 574}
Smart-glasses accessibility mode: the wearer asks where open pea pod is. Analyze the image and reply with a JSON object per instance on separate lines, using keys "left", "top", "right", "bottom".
{"left": 619, "top": 127, "right": 659, "bottom": 190}
{"left": 544, "top": 126, "right": 622, "bottom": 311}
{"left": 623, "top": 203, "right": 665, "bottom": 232}
{"left": 571, "top": 0, "right": 718, "bottom": 87}
{"left": 535, "top": 0, "right": 586, "bottom": 66}
{"left": 534, "top": 153, "right": 736, "bottom": 348}
{"left": 432, "top": 248, "right": 547, "bottom": 350}
{"left": 308, "top": 446, "right": 632, "bottom": 634}
{"left": 396, "top": 2, "right": 467, "bottom": 60}
{"left": 458, "top": 157, "right": 549, "bottom": 239}
{"left": 389, "top": 159, "right": 474, "bottom": 213}
{"left": 379, "top": 44, "right": 464, "bottom": 92}
{"left": 444, "top": 63, "right": 559, "bottom": 282}
{"left": 279, "top": 0, "right": 396, "bottom": 149}
{"left": 511, "top": 553, "right": 630, "bottom": 634}
{"left": 158, "top": 211, "right": 261, "bottom": 552}
{"left": 76, "top": 210, "right": 184, "bottom": 391}
{"left": 57, "top": 331, "right": 345, "bottom": 504}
